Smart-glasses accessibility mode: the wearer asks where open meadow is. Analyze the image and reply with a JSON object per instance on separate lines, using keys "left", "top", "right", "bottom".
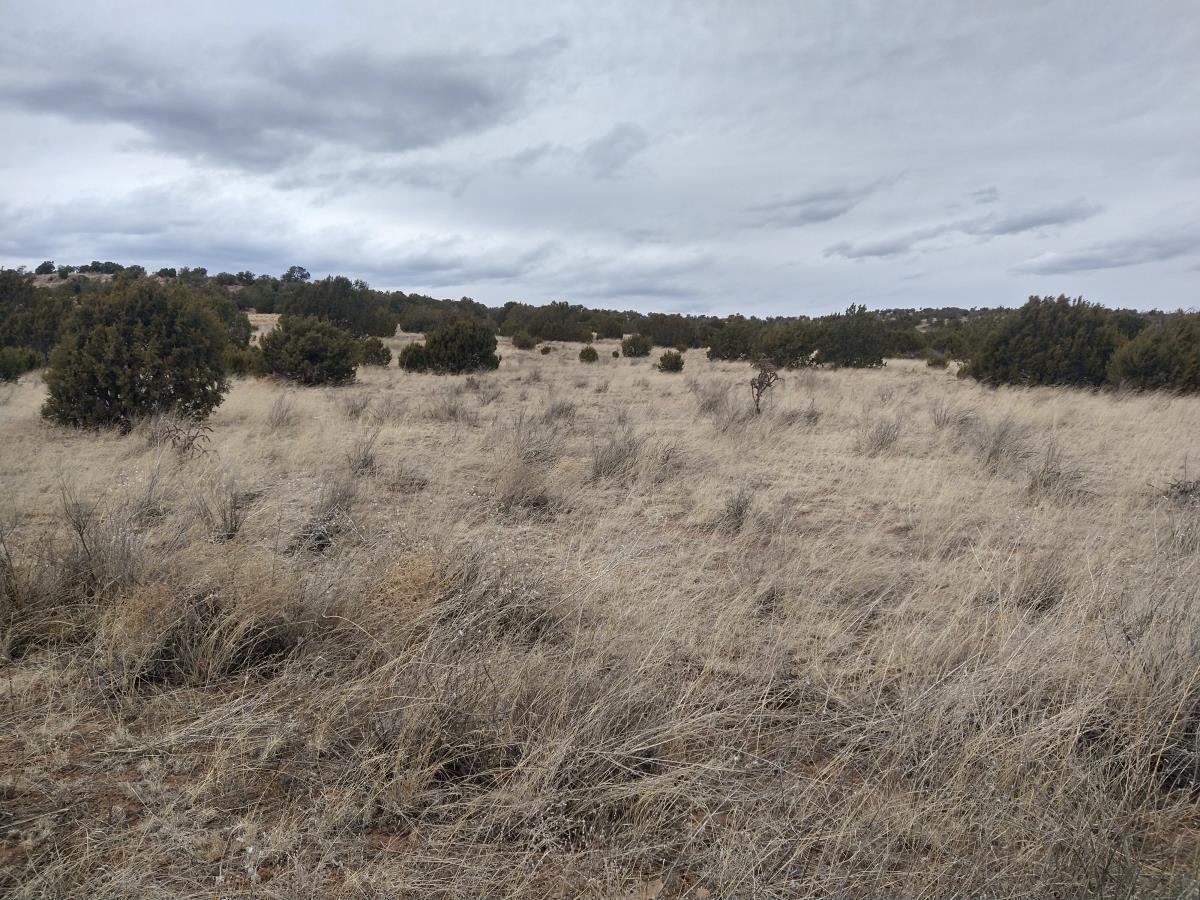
{"left": 3, "top": 336, "right": 1200, "bottom": 898}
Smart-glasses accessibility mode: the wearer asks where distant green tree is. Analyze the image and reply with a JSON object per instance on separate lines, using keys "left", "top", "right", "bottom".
{"left": 969, "top": 296, "right": 1121, "bottom": 387}
{"left": 42, "top": 279, "right": 229, "bottom": 430}
{"left": 34, "top": 260, "right": 55, "bottom": 276}
{"left": 0, "top": 269, "right": 75, "bottom": 358}
{"left": 357, "top": 336, "right": 392, "bottom": 367}
{"left": 398, "top": 342, "right": 432, "bottom": 372}
{"left": 621, "top": 333, "right": 652, "bottom": 357}
{"left": 815, "top": 305, "right": 887, "bottom": 368}
{"left": 579, "top": 345, "right": 599, "bottom": 363}
{"left": 656, "top": 350, "right": 684, "bottom": 372}
{"left": 753, "top": 321, "right": 817, "bottom": 368}
{"left": 511, "top": 330, "right": 537, "bottom": 350}
{"left": 706, "top": 317, "right": 763, "bottom": 361}
{"left": 260, "top": 315, "right": 358, "bottom": 385}
{"left": 422, "top": 318, "right": 500, "bottom": 373}
{"left": 1108, "top": 314, "right": 1200, "bottom": 392}
{"left": 0, "top": 346, "right": 41, "bottom": 382}
{"left": 281, "top": 265, "right": 311, "bottom": 284}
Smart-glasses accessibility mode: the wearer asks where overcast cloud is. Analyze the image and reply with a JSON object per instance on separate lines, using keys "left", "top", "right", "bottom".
{"left": 2, "top": 1, "right": 1198, "bottom": 314}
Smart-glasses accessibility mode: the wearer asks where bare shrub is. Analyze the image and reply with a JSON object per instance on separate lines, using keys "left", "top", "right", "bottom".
{"left": 371, "top": 393, "right": 405, "bottom": 425}
{"left": 750, "top": 361, "right": 779, "bottom": 414}
{"left": 856, "top": 416, "right": 902, "bottom": 456}
{"left": 142, "top": 414, "right": 212, "bottom": 458}
{"left": 594, "top": 379, "right": 610, "bottom": 394}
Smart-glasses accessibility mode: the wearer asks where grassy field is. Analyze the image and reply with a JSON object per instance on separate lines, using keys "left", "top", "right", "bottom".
{"left": 2, "top": 336, "right": 1200, "bottom": 898}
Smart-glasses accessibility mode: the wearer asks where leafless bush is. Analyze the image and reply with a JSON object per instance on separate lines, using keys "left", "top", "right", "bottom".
{"left": 594, "top": 379, "right": 610, "bottom": 394}
{"left": 856, "top": 416, "right": 902, "bottom": 456}
{"left": 750, "top": 362, "right": 779, "bottom": 414}
{"left": 267, "top": 391, "right": 296, "bottom": 429}
{"left": 142, "top": 414, "right": 212, "bottom": 458}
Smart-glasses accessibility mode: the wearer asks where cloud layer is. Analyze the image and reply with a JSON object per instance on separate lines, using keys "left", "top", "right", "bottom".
{"left": 1, "top": 1, "right": 1198, "bottom": 313}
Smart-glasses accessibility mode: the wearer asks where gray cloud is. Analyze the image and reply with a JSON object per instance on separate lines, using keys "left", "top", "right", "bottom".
{"left": 1013, "top": 231, "right": 1199, "bottom": 274}
{"left": 0, "top": 38, "right": 563, "bottom": 172}
{"left": 2, "top": 1, "right": 1198, "bottom": 311}
{"left": 577, "top": 123, "right": 650, "bottom": 178}
{"left": 825, "top": 199, "right": 1103, "bottom": 260}
{"left": 962, "top": 199, "right": 1102, "bottom": 237}
{"left": 746, "top": 182, "right": 887, "bottom": 228}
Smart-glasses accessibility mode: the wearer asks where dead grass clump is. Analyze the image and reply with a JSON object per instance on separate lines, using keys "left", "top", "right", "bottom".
{"left": 337, "top": 390, "right": 372, "bottom": 421}
{"left": 380, "top": 460, "right": 429, "bottom": 494}
{"left": 972, "top": 414, "right": 1034, "bottom": 472}
{"left": 371, "top": 393, "right": 405, "bottom": 424}
{"left": 692, "top": 379, "right": 753, "bottom": 432}
{"left": 266, "top": 391, "right": 296, "bottom": 429}
{"left": 194, "top": 475, "right": 253, "bottom": 542}
{"left": 930, "top": 398, "right": 978, "bottom": 431}
{"left": 541, "top": 397, "right": 577, "bottom": 424}
{"left": 779, "top": 399, "right": 822, "bottom": 427}
{"left": 590, "top": 425, "right": 645, "bottom": 480}
{"left": 713, "top": 484, "right": 754, "bottom": 533}
{"left": 856, "top": 415, "right": 902, "bottom": 456}
{"left": 289, "top": 473, "right": 356, "bottom": 554}
{"left": 1026, "top": 442, "right": 1089, "bottom": 504}
{"left": 425, "top": 389, "right": 479, "bottom": 425}
{"left": 345, "top": 427, "right": 381, "bottom": 476}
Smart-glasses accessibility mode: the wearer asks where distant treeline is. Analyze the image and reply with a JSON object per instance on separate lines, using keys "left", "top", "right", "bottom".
{"left": 4, "top": 260, "right": 1199, "bottom": 393}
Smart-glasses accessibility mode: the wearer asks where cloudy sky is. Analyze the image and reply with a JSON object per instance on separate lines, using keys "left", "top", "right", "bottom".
{"left": 2, "top": 1, "right": 1197, "bottom": 315}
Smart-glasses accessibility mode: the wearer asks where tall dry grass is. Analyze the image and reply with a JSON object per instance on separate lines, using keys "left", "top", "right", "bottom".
{"left": 2, "top": 338, "right": 1199, "bottom": 897}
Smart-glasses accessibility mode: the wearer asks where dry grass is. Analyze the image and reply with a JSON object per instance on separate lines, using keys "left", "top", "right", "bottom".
{"left": 2, "top": 338, "right": 1200, "bottom": 898}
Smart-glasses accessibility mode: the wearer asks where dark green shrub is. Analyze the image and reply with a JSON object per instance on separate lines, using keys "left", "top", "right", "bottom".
{"left": 621, "top": 333, "right": 652, "bottom": 357}
{"left": 1, "top": 269, "right": 75, "bottom": 357}
{"left": 357, "top": 336, "right": 393, "bottom": 367}
{"left": 815, "top": 305, "right": 886, "bottom": 368}
{"left": 579, "top": 345, "right": 599, "bottom": 363}
{"left": 657, "top": 350, "right": 684, "bottom": 372}
{"left": 423, "top": 318, "right": 500, "bottom": 373}
{"left": 0, "top": 346, "right": 40, "bottom": 381}
{"left": 1108, "top": 315, "right": 1200, "bottom": 392}
{"left": 612, "top": 350, "right": 620, "bottom": 358}
{"left": 926, "top": 351, "right": 949, "bottom": 369}
{"left": 706, "top": 318, "right": 763, "bottom": 361}
{"left": 540, "top": 345, "right": 553, "bottom": 355}
{"left": 398, "top": 342, "right": 431, "bottom": 372}
{"left": 971, "top": 296, "right": 1121, "bottom": 387}
{"left": 260, "top": 315, "right": 358, "bottom": 385}
{"left": 42, "top": 279, "right": 229, "bottom": 430}
{"left": 754, "top": 321, "right": 817, "bottom": 368}
{"left": 511, "top": 330, "right": 537, "bottom": 350}
{"left": 34, "top": 260, "right": 55, "bottom": 276}
{"left": 225, "top": 344, "right": 264, "bottom": 377}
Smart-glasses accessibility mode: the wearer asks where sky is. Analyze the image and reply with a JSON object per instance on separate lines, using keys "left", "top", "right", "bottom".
{"left": 1, "top": 0, "right": 1198, "bottom": 316}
